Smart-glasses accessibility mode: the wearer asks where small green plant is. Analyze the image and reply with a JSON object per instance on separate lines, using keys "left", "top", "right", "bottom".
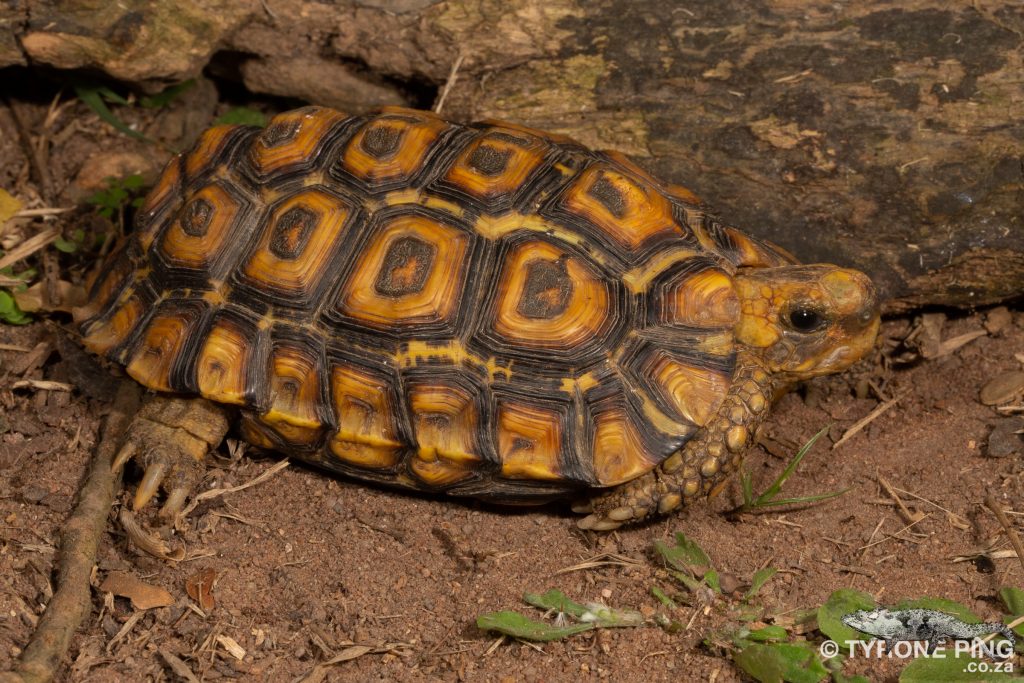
{"left": 738, "top": 426, "right": 848, "bottom": 513}
{"left": 74, "top": 80, "right": 195, "bottom": 143}
{"left": 0, "top": 265, "right": 36, "bottom": 325}
{"left": 0, "top": 289, "right": 31, "bottom": 325}
{"left": 87, "top": 174, "right": 147, "bottom": 230}
{"left": 215, "top": 107, "right": 268, "bottom": 127}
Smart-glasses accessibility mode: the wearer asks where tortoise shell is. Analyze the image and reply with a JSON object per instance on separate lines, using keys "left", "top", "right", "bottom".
{"left": 76, "top": 106, "right": 796, "bottom": 502}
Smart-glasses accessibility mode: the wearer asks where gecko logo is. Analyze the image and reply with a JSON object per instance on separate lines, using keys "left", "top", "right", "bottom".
{"left": 838, "top": 607, "right": 1016, "bottom": 661}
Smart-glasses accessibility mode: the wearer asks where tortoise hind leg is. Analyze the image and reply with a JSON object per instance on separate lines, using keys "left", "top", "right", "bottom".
{"left": 113, "top": 395, "right": 229, "bottom": 516}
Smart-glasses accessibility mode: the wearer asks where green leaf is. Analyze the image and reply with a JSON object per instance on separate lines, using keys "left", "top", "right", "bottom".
{"left": 654, "top": 532, "right": 713, "bottom": 572}
{"left": 733, "top": 642, "right": 830, "bottom": 683}
{"left": 215, "top": 107, "right": 268, "bottom": 127}
{"left": 96, "top": 86, "right": 130, "bottom": 105}
{"left": 476, "top": 611, "right": 594, "bottom": 641}
{"left": 999, "top": 587, "right": 1024, "bottom": 617}
{"left": 523, "top": 589, "right": 588, "bottom": 618}
{"left": 651, "top": 585, "right": 678, "bottom": 609}
{"left": 894, "top": 598, "right": 981, "bottom": 624}
{"left": 140, "top": 79, "right": 196, "bottom": 108}
{"left": 746, "top": 568, "right": 779, "bottom": 600}
{"left": 704, "top": 569, "right": 722, "bottom": 593}
{"left": 122, "top": 174, "right": 146, "bottom": 189}
{"left": 818, "top": 589, "right": 876, "bottom": 649}
{"left": 75, "top": 84, "right": 152, "bottom": 142}
{"left": 747, "top": 625, "right": 789, "bottom": 642}
{"left": 671, "top": 570, "right": 705, "bottom": 593}
{"left": 999, "top": 587, "right": 1024, "bottom": 641}
{"left": 0, "top": 291, "right": 31, "bottom": 325}
{"left": 53, "top": 237, "right": 79, "bottom": 253}
{"left": 899, "top": 653, "right": 1022, "bottom": 682}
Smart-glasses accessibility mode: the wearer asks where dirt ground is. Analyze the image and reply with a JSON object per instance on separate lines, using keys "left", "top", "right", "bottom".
{"left": 1, "top": 74, "right": 1023, "bottom": 683}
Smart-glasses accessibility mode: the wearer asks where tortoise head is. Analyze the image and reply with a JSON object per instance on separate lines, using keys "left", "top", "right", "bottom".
{"left": 733, "top": 265, "right": 880, "bottom": 382}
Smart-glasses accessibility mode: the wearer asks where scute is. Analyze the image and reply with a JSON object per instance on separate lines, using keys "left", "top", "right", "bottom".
{"left": 77, "top": 106, "right": 778, "bottom": 501}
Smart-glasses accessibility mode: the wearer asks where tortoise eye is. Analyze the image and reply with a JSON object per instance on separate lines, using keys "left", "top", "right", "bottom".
{"left": 787, "top": 307, "right": 825, "bottom": 333}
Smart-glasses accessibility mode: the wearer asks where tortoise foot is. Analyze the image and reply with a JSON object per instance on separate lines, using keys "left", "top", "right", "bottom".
{"left": 113, "top": 396, "right": 229, "bottom": 517}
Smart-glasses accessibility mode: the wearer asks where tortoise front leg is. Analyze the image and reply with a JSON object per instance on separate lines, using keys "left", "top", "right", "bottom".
{"left": 579, "top": 354, "right": 775, "bottom": 530}
{"left": 113, "top": 395, "right": 230, "bottom": 516}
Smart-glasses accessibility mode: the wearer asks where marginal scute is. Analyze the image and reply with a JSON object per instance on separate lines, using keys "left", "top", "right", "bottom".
{"left": 649, "top": 353, "right": 731, "bottom": 427}
{"left": 136, "top": 155, "right": 183, "bottom": 249}
{"left": 407, "top": 381, "right": 482, "bottom": 488}
{"left": 196, "top": 313, "right": 257, "bottom": 406}
{"left": 497, "top": 401, "right": 564, "bottom": 481}
{"left": 81, "top": 289, "right": 147, "bottom": 356}
{"left": 591, "top": 405, "right": 660, "bottom": 486}
{"left": 328, "top": 364, "right": 403, "bottom": 469}
{"left": 126, "top": 302, "right": 206, "bottom": 393}
{"left": 74, "top": 245, "right": 134, "bottom": 327}
{"left": 660, "top": 267, "right": 739, "bottom": 328}
{"left": 258, "top": 340, "right": 324, "bottom": 445}
{"left": 184, "top": 125, "right": 241, "bottom": 181}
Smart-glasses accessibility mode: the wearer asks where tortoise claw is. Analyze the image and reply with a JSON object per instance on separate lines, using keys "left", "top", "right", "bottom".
{"left": 577, "top": 513, "right": 622, "bottom": 531}
{"left": 134, "top": 462, "right": 168, "bottom": 510}
{"left": 160, "top": 487, "right": 189, "bottom": 518}
{"left": 112, "top": 442, "right": 136, "bottom": 471}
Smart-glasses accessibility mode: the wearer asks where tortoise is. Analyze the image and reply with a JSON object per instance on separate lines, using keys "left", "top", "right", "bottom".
{"left": 73, "top": 106, "right": 879, "bottom": 531}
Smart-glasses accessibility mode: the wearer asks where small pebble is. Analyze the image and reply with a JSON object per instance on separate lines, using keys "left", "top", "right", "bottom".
{"left": 987, "top": 418, "right": 1023, "bottom": 458}
{"left": 979, "top": 371, "right": 1024, "bottom": 405}
{"left": 984, "top": 306, "right": 1013, "bottom": 335}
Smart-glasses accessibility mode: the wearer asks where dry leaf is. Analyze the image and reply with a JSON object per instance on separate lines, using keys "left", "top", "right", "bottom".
{"left": 99, "top": 571, "right": 174, "bottom": 610}
{"left": 185, "top": 568, "right": 217, "bottom": 611}
{"left": 0, "top": 188, "right": 23, "bottom": 225}
{"left": 13, "top": 280, "right": 88, "bottom": 313}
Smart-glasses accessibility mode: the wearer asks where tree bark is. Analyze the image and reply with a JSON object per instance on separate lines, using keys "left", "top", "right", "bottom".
{"left": 6, "top": 0, "right": 1023, "bottom": 309}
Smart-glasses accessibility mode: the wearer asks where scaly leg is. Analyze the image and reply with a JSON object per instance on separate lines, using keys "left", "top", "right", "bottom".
{"left": 112, "top": 395, "right": 230, "bottom": 517}
{"left": 579, "top": 355, "right": 775, "bottom": 530}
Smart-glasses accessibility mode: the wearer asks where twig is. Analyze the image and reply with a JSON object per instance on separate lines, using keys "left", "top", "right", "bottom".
{"left": 1, "top": 382, "right": 140, "bottom": 683}
{"left": 984, "top": 495, "right": 1024, "bottom": 576}
{"left": 4, "top": 98, "right": 54, "bottom": 203}
{"left": 13, "top": 208, "right": 73, "bottom": 218}
{"left": 832, "top": 392, "right": 906, "bottom": 450}
{"left": 180, "top": 459, "right": 290, "bottom": 518}
{"left": 434, "top": 53, "right": 465, "bottom": 115}
{"left": 878, "top": 476, "right": 926, "bottom": 525}
{"left": 10, "top": 380, "right": 74, "bottom": 392}
{"left": 0, "top": 228, "right": 60, "bottom": 271}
